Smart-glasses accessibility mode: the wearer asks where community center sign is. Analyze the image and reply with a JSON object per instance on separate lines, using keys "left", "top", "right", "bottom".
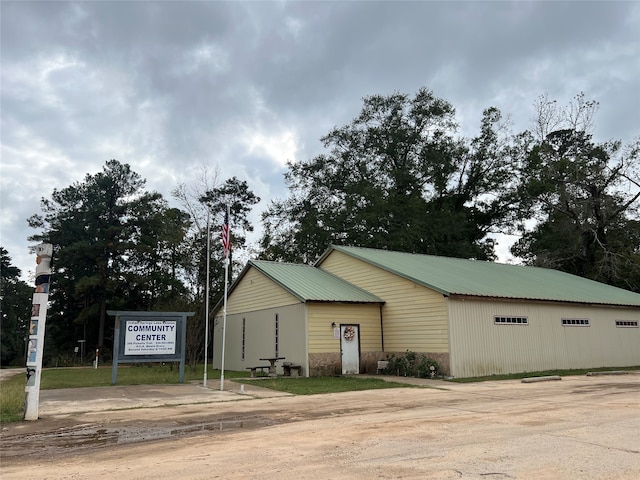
{"left": 109, "top": 311, "right": 194, "bottom": 384}
{"left": 124, "top": 320, "right": 177, "bottom": 355}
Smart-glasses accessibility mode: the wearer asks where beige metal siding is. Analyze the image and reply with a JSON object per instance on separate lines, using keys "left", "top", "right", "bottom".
{"left": 448, "top": 298, "right": 640, "bottom": 378}
{"left": 213, "top": 303, "right": 308, "bottom": 375}
{"left": 320, "top": 251, "right": 448, "bottom": 352}
{"left": 307, "top": 303, "right": 382, "bottom": 353}
{"left": 226, "top": 266, "right": 300, "bottom": 315}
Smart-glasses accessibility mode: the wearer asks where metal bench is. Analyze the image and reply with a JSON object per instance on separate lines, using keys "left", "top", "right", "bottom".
{"left": 246, "top": 366, "right": 271, "bottom": 378}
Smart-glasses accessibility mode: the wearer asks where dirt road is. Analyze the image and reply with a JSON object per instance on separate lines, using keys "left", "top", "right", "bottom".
{"left": 1, "top": 373, "right": 639, "bottom": 479}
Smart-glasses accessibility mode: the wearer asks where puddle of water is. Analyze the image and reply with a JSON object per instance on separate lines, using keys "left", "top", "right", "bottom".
{"left": 1, "top": 417, "right": 277, "bottom": 458}
{"left": 116, "top": 417, "right": 274, "bottom": 444}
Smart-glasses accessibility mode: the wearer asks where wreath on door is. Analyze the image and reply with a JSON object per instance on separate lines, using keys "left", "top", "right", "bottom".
{"left": 343, "top": 326, "right": 356, "bottom": 341}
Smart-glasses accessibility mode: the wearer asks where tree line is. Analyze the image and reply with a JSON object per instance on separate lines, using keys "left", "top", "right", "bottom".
{"left": 1, "top": 88, "right": 638, "bottom": 367}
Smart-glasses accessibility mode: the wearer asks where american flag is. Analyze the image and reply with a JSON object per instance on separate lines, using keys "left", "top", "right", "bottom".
{"left": 221, "top": 210, "right": 230, "bottom": 258}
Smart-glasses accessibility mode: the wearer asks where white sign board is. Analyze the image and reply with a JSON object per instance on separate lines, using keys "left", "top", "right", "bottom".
{"left": 124, "top": 320, "right": 177, "bottom": 355}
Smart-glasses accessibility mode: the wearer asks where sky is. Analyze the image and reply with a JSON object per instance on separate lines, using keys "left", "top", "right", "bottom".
{"left": 1, "top": 0, "right": 639, "bottom": 283}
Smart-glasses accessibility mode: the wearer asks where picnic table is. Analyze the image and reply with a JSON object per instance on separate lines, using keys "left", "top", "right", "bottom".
{"left": 259, "top": 357, "right": 286, "bottom": 376}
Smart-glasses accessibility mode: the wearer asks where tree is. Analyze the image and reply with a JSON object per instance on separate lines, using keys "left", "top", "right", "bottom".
{"left": 0, "top": 247, "right": 33, "bottom": 366}
{"left": 173, "top": 173, "right": 260, "bottom": 370}
{"left": 122, "top": 206, "right": 192, "bottom": 310}
{"left": 512, "top": 94, "right": 640, "bottom": 291}
{"left": 28, "top": 160, "right": 191, "bottom": 362}
{"left": 260, "top": 88, "right": 516, "bottom": 263}
{"left": 200, "top": 176, "right": 261, "bottom": 273}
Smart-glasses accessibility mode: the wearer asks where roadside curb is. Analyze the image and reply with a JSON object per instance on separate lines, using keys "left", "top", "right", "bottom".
{"left": 521, "top": 375, "right": 562, "bottom": 383}
{"left": 586, "top": 370, "right": 632, "bottom": 376}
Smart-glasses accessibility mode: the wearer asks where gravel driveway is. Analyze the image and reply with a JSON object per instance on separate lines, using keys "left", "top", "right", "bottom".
{"left": 1, "top": 372, "right": 639, "bottom": 479}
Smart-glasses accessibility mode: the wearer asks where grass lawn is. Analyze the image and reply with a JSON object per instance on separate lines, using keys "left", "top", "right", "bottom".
{"left": 37, "top": 363, "right": 249, "bottom": 389}
{"left": 0, "top": 374, "right": 25, "bottom": 423}
{"left": 446, "top": 366, "right": 640, "bottom": 383}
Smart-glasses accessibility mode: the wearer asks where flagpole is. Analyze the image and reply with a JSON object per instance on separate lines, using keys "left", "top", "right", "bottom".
{"left": 220, "top": 203, "right": 230, "bottom": 391}
{"left": 203, "top": 211, "right": 211, "bottom": 387}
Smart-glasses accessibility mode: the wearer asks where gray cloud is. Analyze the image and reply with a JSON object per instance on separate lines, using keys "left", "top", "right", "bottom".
{"left": 2, "top": 0, "right": 638, "bottom": 279}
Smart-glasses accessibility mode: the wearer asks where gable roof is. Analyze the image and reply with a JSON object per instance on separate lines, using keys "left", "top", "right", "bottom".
{"left": 318, "top": 246, "right": 640, "bottom": 307}
{"left": 243, "top": 260, "right": 384, "bottom": 304}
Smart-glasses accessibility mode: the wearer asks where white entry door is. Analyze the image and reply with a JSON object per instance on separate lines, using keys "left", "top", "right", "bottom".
{"left": 340, "top": 324, "right": 360, "bottom": 374}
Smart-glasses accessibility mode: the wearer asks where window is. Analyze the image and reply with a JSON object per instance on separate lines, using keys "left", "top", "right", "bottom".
{"left": 562, "top": 318, "right": 590, "bottom": 327}
{"left": 494, "top": 316, "right": 528, "bottom": 325}
{"left": 616, "top": 320, "right": 638, "bottom": 328}
{"left": 274, "top": 314, "right": 279, "bottom": 357}
{"left": 241, "top": 318, "right": 246, "bottom": 360}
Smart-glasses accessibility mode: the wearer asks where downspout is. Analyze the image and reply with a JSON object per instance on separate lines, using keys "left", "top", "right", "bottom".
{"left": 304, "top": 302, "right": 309, "bottom": 377}
{"left": 379, "top": 303, "right": 384, "bottom": 353}
{"left": 444, "top": 294, "right": 452, "bottom": 378}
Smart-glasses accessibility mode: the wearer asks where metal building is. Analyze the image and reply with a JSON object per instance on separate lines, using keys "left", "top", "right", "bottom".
{"left": 213, "top": 246, "right": 640, "bottom": 377}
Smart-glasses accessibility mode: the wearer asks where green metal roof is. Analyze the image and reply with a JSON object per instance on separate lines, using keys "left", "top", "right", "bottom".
{"left": 320, "top": 246, "right": 640, "bottom": 307}
{"left": 250, "top": 260, "right": 384, "bottom": 303}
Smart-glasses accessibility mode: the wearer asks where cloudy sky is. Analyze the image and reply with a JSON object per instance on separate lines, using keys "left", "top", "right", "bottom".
{"left": 1, "top": 0, "right": 639, "bottom": 282}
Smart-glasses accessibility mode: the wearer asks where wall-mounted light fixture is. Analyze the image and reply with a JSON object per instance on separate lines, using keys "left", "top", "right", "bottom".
{"left": 331, "top": 322, "right": 336, "bottom": 328}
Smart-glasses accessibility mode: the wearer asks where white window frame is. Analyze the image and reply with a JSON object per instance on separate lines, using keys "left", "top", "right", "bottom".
{"left": 494, "top": 316, "right": 528, "bottom": 325}
{"left": 561, "top": 318, "right": 590, "bottom": 327}
{"left": 615, "top": 320, "right": 638, "bottom": 328}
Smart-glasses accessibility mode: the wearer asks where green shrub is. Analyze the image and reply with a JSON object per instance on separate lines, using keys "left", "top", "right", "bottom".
{"left": 385, "top": 350, "right": 439, "bottom": 378}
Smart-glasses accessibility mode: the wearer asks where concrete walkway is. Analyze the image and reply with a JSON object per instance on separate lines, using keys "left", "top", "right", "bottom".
{"left": 35, "top": 373, "right": 463, "bottom": 416}
{"left": 37, "top": 379, "right": 293, "bottom": 415}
